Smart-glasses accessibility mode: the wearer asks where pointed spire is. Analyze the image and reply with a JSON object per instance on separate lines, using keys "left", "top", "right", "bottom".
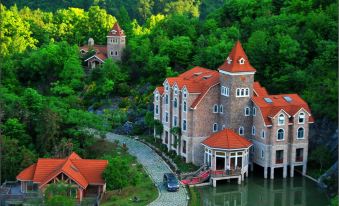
{"left": 219, "top": 41, "right": 256, "bottom": 73}
{"left": 107, "top": 22, "right": 125, "bottom": 36}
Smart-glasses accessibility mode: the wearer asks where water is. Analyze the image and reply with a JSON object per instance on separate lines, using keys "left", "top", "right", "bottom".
{"left": 197, "top": 172, "right": 330, "bottom": 206}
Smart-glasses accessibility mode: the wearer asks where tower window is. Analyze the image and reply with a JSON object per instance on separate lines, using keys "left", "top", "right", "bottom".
{"left": 261, "top": 129, "right": 265, "bottom": 139}
{"left": 236, "top": 88, "right": 250, "bottom": 97}
{"left": 278, "top": 114, "right": 285, "bottom": 125}
{"left": 252, "top": 126, "right": 256, "bottom": 135}
{"left": 182, "top": 120, "right": 187, "bottom": 131}
{"left": 220, "top": 105, "right": 223, "bottom": 113}
{"left": 239, "top": 58, "right": 245, "bottom": 64}
{"left": 245, "top": 107, "right": 250, "bottom": 116}
{"left": 213, "top": 123, "right": 218, "bottom": 132}
{"left": 298, "top": 112, "right": 305, "bottom": 123}
{"left": 213, "top": 104, "right": 218, "bottom": 113}
{"left": 239, "top": 126, "right": 244, "bottom": 135}
{"left": 183, "top": 101, "right": 187, "bottom": 112}
{"left": 110, "top": 51, "right": 113, "bottom": 56}
{"left": 115, "top": 51, "right": 118, "bottom": 56}
{"left": 297, "top": 127, "right": 304, "bottom": 139}
{"left": 253, "top": 107, "right": 256, "bottom": 116}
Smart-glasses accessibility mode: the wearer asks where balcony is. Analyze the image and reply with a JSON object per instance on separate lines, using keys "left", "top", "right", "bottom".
{"left": 295, "top": 156, "right": 303, "bottom": 162}
{"left": 210, "top": 169, "right": 241, "bottom": 178}
{"left": 276, "top": 158, "right": 283, "bottom": 164}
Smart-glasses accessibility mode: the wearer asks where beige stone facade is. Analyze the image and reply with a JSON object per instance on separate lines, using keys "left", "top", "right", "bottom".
{"left": 153, "top": 41, "right": 313, "bottom": 179}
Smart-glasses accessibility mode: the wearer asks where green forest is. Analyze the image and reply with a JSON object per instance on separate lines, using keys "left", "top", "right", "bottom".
{"left": 0, "top": 0, "right": 337, "bottom": 197}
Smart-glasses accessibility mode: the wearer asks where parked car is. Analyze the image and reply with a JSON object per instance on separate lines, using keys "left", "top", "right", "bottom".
{"left": 163, "top": 173, "right": 180, "bottom": 192}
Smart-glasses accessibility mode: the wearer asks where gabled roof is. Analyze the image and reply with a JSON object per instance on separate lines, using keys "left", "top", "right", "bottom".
{"left": 107, "top": 22, "right": 125, "bottom": 36}
{"left": 154, "top": 86, "right": 164, "bottom": 95}
{"left": 202, "top": 129, "right": 252, "bottom": 150}
{"left": 219, "top": 41, "right": 256, "bottom": 73}
{"left": 80, "top": 45, "right": 108, "bottom": 61}
{"left": 162, "top": 66, "right": 220, "bottom": 109}
{"left": 252, "top": 94, "right": 313, "bottom": 125}
{"left": 16, "top": 152, "right": 108, "bottom": 189}
{"left": 253, "top": 82, "right": 269, "bottom": 97}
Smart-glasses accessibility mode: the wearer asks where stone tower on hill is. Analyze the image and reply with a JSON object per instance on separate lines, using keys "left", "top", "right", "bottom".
{"left": 107, "top": 22, "right": 126, "bottom": 61}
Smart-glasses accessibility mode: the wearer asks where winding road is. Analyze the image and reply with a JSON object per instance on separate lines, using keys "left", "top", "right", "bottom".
{"left": 106, "top": 133, "right": 188, "bottom": 206}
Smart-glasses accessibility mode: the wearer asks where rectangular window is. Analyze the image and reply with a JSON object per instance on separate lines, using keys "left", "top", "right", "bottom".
{"left": 182, "top": 140, "right": 186, "bottom": 154}
{"left": 261, "top": 150, "right": 264, "bottom": 159}
{"left": 245, "top": 107, "right": 250, "bottom": 116}
{"left": 173, "top": 116, "right": 177, "bottom": 126}
{"left": 296, "top": 148, "right": 304, "bottom": 162}
{"left": 276, "top": 150, "right": 284, "bottom": 164}
{"left": 213, "top": 123, "right": 218, "bottom": 132}
{"left": 182, "top": 120, "right": 187, "bottom": 131}
{"left": 253, "top": 107, "right": 256, "bottom": 116}
{"left": 165, "top": 112, "right": 168, "bottom": 123}
{"left": 226, "top": 87, "right": 229, "bottom": 96}
{"left": 155, "top": 105, "right": 159, "bottom": 114}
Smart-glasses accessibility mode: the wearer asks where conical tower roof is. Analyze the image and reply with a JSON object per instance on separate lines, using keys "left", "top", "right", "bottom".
{"left": 107, "top": 22, "right": 125, "bottom": 36}
{"left": 219, "top": 41, "right": 256, "bottom": 73}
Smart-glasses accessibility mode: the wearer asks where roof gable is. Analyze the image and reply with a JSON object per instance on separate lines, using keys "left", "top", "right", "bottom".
{"left": 107, "top": 22, "right": 125, "bottom": 36}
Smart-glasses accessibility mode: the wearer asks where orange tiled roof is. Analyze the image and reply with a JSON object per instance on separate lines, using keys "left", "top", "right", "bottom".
{"left": 107, "top": 22, "right": 125, "bottom": 36}
{"left": 80, "top": 45, "right": 107, "bottom": 61}
{"left": 16, "top": 152, "right": 108, "bottom": 189}
{"left": 252, "top": 94, "right": 313, "bottom": 125}
{"left": 202, "top": 129, "right": 252, "bottom": 149}
{"left": 219, "top": 41, "right": 256, "bottom": 73}
{"left": 154, "top": 86, "right": 164, "bottom": 94}
{"left": 253, "top": 82, "right": 269, "bottom": 96}
{"left": 165, "top": 66, "right": 220, "bottom": 109}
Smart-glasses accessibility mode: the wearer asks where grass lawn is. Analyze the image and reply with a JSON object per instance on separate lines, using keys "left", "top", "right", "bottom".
{"left": 101, "top": 175, "right": 158, "bottom": 206}
{"left": 100, "top": 145, "right": 158, "bottom": 206}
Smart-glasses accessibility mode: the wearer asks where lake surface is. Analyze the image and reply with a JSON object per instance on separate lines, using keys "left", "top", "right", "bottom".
{"left": 197, "top": 171, "right": 330, "bottom": 206}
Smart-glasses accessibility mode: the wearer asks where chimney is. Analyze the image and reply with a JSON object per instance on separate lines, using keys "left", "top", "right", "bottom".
{"left": 88, "top": 38, "right": 94, "bottom": 47}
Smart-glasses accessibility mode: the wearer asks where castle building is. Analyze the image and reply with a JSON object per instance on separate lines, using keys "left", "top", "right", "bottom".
{"left": 153, "top": 41, "right": 314, "bottom": 180}
{"left": 80, "top": 22, "right": 126, "bottom": 69}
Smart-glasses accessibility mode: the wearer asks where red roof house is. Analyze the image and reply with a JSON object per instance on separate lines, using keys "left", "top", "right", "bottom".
{"left": 17, "top": 152, "right": 108, "bottom": 201}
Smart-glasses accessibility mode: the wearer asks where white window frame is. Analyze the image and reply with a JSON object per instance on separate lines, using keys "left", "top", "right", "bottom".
{"left": 222, "top": 125, "right": 225, "bottom": 130}
{"left": 173, "top": 116, "right": 178, "bottom": 126}
{"left": 298, "top": 112, "right": 305, "bottom": 124}
{"left": 183, "top": 89, "right": 187, "bottom": 98}
{"left": 220, "top": 105, "right": 223, "bottom": 113}
{"left": 213, "top": 123, "right": 218, "bottom": 132}
{"left": 226, "top": 87, "right": 229, "bottom": 96}
{"left": 182, "top": 119, "right": 187, "bottom": 131}
{"left": 236, "top": 88, "right": 250, "bottom": 97}
{"left": 253, "top": 107, "right": 256, "bottom": 116}
{"left": 297, "top": 127, "right": 305, "bottom": 139}
{"left": 221, "top": 86, "right": 225, "bottom": 96}
{"left": 252, "top": 126, "right": 256, "bottom": 135}
{"left": 239, "top": 126, "right": 244, "bottom": 136}
{"left": 155, "top": 105, "right": 159, "bottom": 115}
{"left": 165, "top": 83, "right": 169, "bottom": 91}
{"left": 165, "top": 112, "right": 169, "bottom": 123}
{"left": 239, "top": 58, "right": 245, "bottom": 64}
{"left": 277, "top": 128, "right": 285, "bottom": 141}
{"left": 174, "top": 86, "right": 178, "bottom": 95}
{"left": 245, "top": 107, "right": 250, "bottom": 116}
{"left": 173, "top": 98, "right": 178, "bottom": 108}
{"left": 165, "top": 95, "right": 169, "bottom": 104}
{"left": 261, "top": 150, "right": 264, "bottom": 159}
{"left": 213, "top": 104, "right": 218, "bottom": 113}
{"left": 183, "top": 101, "right": 187, "bottom": 112}
{"left": 278, "top": 114, "right": 285, "bottom": 125}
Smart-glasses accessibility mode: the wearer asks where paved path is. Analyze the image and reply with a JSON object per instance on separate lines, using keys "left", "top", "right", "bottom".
{"left": 106, "top": 133, "right": 188, "bottom": 206}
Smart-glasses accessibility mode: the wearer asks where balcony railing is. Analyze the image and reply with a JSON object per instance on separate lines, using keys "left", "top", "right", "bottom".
{"left": 295, "top": 156, "right": 303, "bottom": 162}
{"left": 276, "top": 158, "right": 283, "bottom": 164}
{"left": 210, "top": 168, "right": 241, "bottom": 178}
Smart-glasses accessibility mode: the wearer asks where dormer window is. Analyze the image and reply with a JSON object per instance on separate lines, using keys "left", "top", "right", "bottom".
{"left": 227, "top": 57, "right": 232, "bottom": 64}
{"left": 239, "top": 58, "right": 245, "bottom": 64}
{"left": 298, "top": 112, "right": 305, "bottom": 124}
{"left": 278, "top": 114, "right": 285, "bottom": 125}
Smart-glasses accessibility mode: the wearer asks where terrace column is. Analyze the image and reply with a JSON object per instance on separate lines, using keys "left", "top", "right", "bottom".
{"left": 302, "top": 163, "right": 307, "bottom": 175}
{"left": 283, "top": 165, "right": 287, "bottom": 178}
{"left": 290, "top": 165, "right": 294, "bottom": 177}
{"left": 270, "top": 167, "right": 274, "bottom": 179}
{"left": 264, "top": 166, "right": 268, "bottom": 179}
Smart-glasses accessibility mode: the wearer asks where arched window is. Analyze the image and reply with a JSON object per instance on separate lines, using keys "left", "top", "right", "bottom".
{"left": 173, "top": 98, "right": 178, "bottom": 108}
{"left": 297, "top": 127, "right": 304, "bottom": 139}
{"left": 245, "top": 88, "right": 249, "bottom": 96}
{"left": 183, "top": 101, "right": 187, "bottom": 112}
{"left": 245, "top": 107, "right": 250, "bottom": 116}
{"left": 261, "top": 129, "right": 265, "bottom": 139}
{"left": 165, "top": 83, "right": 169, "bottom": 91}
{"left": 278, "top": 114, "right": 285, "bottom": 125}
{"left": 165, "top": 95, "right": 169, "bottom": 104}
{"left": 183, "top": 89, "right": 187, "bottom": 98}
{"left": 239, "top": 127, "right": 244, "bottom": 135}
{"left": 252, "top": 126, "right": 256, "bottom": 135}
{"left": 155, "top": 105, "right": 159, "bottom": 114}
{"left": 174, "top": 86, "right": 178, "bottom": 95}
{"left": 298, "top": 112, "right": 305, "bottom": 123}
{"left": 241, "top": 89, "right": 245, "bottom": 96}
{"left": 220, "top": 105, "right": 223, "bottom": 113}
{"left": 213, "top": 123, "right": 218, "bottom": 132}
{"left": 182, "top": 120, "right": 187, "bottom": 131}
{"left": 277, "top": 129, "right": 284, "bottom": 140}
{"left": 236, "top": 89, "right": 240, "bottom": 96}
{"left": 213, "top": 104, "right": 218, "bottom": 113}
{"left": 253, "top": 107, "right": 256, "bottom": 116}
